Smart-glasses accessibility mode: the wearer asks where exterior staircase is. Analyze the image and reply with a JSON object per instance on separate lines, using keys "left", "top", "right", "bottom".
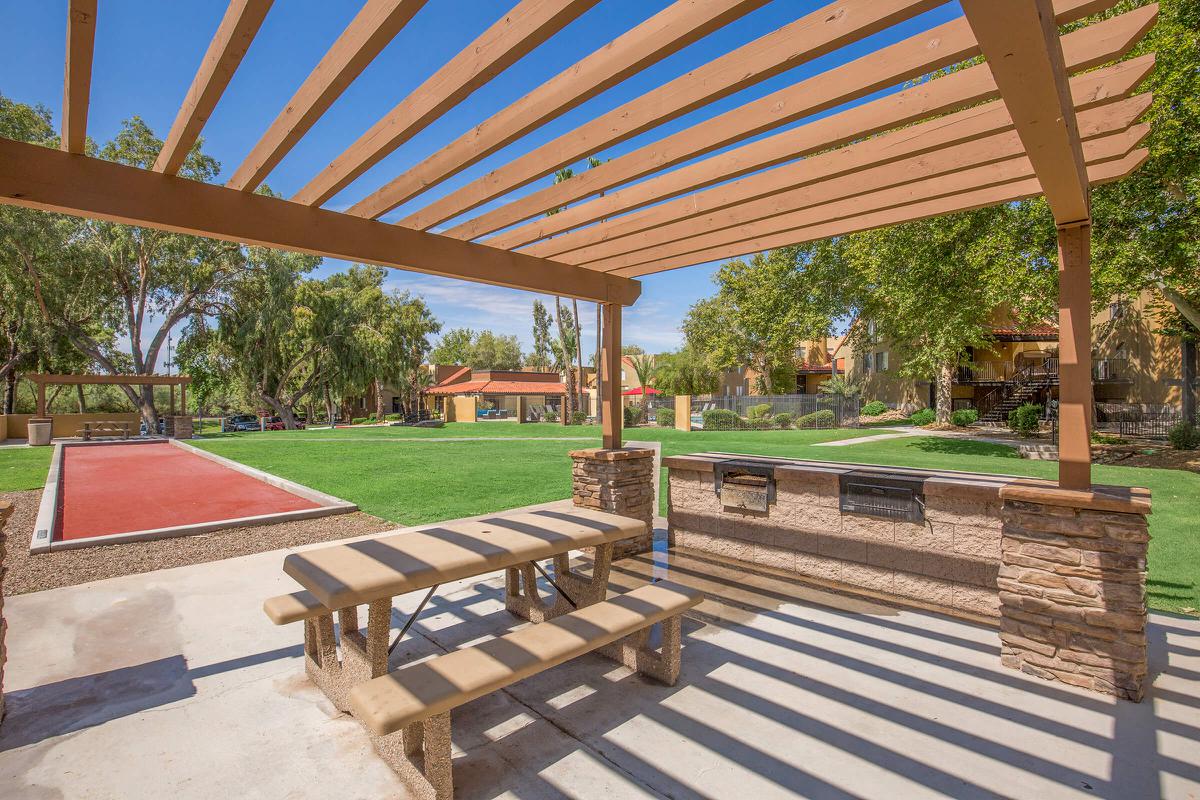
{"left": 977, "top": 358, "right": 1060, "bottom": 425}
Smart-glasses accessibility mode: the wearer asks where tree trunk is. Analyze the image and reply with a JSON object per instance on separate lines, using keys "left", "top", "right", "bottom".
{"left": 259, "top": 392, "right": 298, "bottom": 429}
{"left": 572, "top": 299, "right": 584, "bottom": 417}
{"left": 324, "top": 384, "right": 336, "bottom": 428}
{"left": 554, "top": 298, "right": 571, "bottom": 425}
{"left": 76, "top": 383, "right": 86, "bottom": 413}
{"left": 936, "top": 361, "right": 954, "bottom": 425}
{"left": 375, "top": 377, "right": 386, "bottom": 421}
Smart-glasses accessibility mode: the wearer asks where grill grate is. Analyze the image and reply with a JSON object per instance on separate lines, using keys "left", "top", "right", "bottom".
{"left": 839, "top": 470, "right": 926, "bottom": 523}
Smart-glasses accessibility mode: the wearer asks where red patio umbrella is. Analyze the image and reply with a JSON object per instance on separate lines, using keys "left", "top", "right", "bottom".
{"left": 622, "top": 386, "right": 660, "bottom": 396}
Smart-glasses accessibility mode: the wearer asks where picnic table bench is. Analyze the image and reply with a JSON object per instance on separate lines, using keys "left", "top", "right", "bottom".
{"left": 265, "top": 507, "right": 701, "bottom": 798}
{"left": 78, "top": 421, "right": 131, "bottom": 441}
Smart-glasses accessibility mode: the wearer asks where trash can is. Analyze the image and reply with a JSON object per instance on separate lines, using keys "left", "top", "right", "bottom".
{"left": 27, "top": 417, "right": 52, "bottom": 446}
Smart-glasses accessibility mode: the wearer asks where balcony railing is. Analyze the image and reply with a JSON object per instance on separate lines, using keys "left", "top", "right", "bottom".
{"left": 957, "top": 358, "right": 1060, "bottom": 384}
{"left": 1093, "top": 357, "right": 1129, "bottom": 381}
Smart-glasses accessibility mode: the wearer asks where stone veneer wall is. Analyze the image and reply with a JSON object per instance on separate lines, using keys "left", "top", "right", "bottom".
{"left": 667, "top": 456, "right": 1004, "bottom": 619}
{"left": 170, "top": 416, "right": 193, "bottom": 439}
{"left": 0, "top": 499, "right": 10, "bottom": 726}
{"left": 571, "top": 448, "right": 654, "bottom": 559}
{"left": 998, "top": 484, "right": 1150, "bottom": 701}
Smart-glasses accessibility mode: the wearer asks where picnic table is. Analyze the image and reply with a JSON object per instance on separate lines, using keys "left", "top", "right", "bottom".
{"left": 267, "top": 507, "right": 646, "bottom": 711}
{"left": 79, "top": 421, "right": 131, "bottom": 441}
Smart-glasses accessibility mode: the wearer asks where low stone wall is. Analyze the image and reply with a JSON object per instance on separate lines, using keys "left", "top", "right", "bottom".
{"left": 998, "top": 482, "right": 1151, "bottom": 702}
{"left": 666, "top": 453, "right": 1152, "bottom": 701}
{"left": 571, "top": 448, "right": 654, "bottom": 559}
{"left": 5, "top": 412, "right": 141, "bottom": 439}
{"left": 1, "top": 499, "right": 10, "bottom": 726}
{"left": 667, "top": 455, "right": 1005, "bottom": 619}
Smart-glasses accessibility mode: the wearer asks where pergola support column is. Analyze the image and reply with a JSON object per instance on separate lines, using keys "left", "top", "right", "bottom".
{"left": 600, "top": 303, "right": 623, "bottom": 450}
{"left": 1056, "top": 221, "right": 1093, "bottom": 490}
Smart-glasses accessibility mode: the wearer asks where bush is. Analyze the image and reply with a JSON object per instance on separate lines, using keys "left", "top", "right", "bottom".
{"left": 570, "top": 410, "right": 588, "bottom": 425}
{"left": 544, "top": 410, "right": 559, "bottom": 423}
{"left": 1168, "top": 420, "right": 1200, "bottom": 450}
{"left": 950, "top": 408, "right": 978, "bottom": 427}
{"left": 351, "top": 416, "right": 370, "bottom": 425}
{"left": 772, "top": 412, "right": 794, "bottom": 429}
{"left": 909, "top": 408, "right": 936, "bottom": 426}
{"left": 623, "top": 404, "right": 644, "bottom": 427}
{"left": 701, "top": 408, "right": 741, "bottom": 430}
{"left": 385, "top": 413, "right": 402, "bottom": 421}
{"left": 1007, "top": 403, "right": 1043, "bottom": 437}
{"left": 747, "top": 403, "right": 773, "bottom": 422}
{"left": 796, "top": 409, "right": 835, "bottom": 429}
{"left": 657, "top": 408, "right": 675, "bottom": 427}
{"left": 860, "top": 400, "right": 888, "bottom": 417}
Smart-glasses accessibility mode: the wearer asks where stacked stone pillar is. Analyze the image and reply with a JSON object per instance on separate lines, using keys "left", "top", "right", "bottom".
{"left": 571, "top": 448, "right": 654, "bottom": 559}
{"left": 1, "top": 499, "right": 10, "bottom": 726}
{"left": 170, "top": 415, "right": 193, "bottom": 439}
{"left": 997, "top": 481, "right": 1150, "bottom": 701}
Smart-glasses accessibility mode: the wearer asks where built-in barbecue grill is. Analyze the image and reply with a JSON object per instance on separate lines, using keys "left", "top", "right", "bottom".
{"left": 714, "top": 459, "right": 777, "bottom": 512}
{"left": 839, "top": 469, "right": 927, "bottom": 523}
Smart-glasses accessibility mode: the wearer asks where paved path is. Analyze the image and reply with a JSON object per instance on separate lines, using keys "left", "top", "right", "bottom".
{"left": 196, "top": 435, "right": 596, "bottom": 443}
{"left": 814, "top": 426, "right": 1025, "bottom": 449}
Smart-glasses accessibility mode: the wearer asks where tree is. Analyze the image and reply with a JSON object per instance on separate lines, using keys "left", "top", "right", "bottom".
{"left": 627, "top": 354, "right": 656, "bottom": 414}
{"left": 430, "top": 328, "right": 474, "bottom": 365}
{"left": 683, "top": 245, "right": 836, "bottom": 393}
{"left": 621, "top": 344, "right": 645, "bottom": 355}
{"left": 654, "top": 345, "right": 719, "bottom": 396}
{"left": 552, "top": 299, "right": 577, "bottom": 423}
{"left": 812, "top": 205, "right": 1055, "bottom": 424}
{"left": 817, "top": 375, "right": 863, "bottom": 400}
{"left": 528, "top": 300, "right": 554, "bottom": 369}
{"left": 466, "top": 330, "right": 522, "bottom": 370}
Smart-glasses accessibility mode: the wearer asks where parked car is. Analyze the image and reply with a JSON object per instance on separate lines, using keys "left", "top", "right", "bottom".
{"left": 225, "top": 414, "right": 259, "bottom": 432}
{"left": 139, "top": 418, "right": 166, "bottom": 436}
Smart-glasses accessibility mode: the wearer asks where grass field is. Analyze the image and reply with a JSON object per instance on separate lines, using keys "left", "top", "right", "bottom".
{"left": 2, "top": 424, "right": 1195, "bottom": 613}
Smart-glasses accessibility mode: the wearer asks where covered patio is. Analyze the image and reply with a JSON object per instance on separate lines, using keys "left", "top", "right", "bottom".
{"left": 0, "top": 0, "right": 1186, "bottom": 796}
{"left": 2, "top": 512, "right": 1197, "bottom": 798}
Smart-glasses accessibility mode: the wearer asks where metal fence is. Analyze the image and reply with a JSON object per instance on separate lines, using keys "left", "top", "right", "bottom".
{"left": 689, "top": 394, "right": 861, "bottom": 430}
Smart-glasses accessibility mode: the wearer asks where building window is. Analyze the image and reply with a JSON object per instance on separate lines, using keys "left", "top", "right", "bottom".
{"left": 1110, "top": 300, "right": 1127, "bottom": 320}
{"left": 621, "top": 369, "right": 626, "bottom": 382}
{"left": 736, "top": 384, "right": 744, "bottom": 396}
{"left": 866, "top": 320, "right": 877, "bottom": 339}
{"left": 875, "top": 351, "right": 889, "bottom": 372}
{"left": 795, "top": 346, "right": 807, "bottom": 363}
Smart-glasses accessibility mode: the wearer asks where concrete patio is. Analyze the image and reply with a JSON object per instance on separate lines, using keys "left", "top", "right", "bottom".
{"left": 1, "top": 507, "right": 1197, "bottom": 799}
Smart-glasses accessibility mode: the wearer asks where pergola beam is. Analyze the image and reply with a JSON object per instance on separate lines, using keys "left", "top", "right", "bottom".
{"left": 24, "top": 373, "right": 192, "bottom": 386}
{"left": 588, "top": 123, "right": 1144, "bottom": 273}
{"left": 611, "top": 150, "right": 1146, "bottom": 277}
{"left": 226, "top": 0, "right": 427, "bottom": 192}
{"left": 399, "top": 0, "right": 948, "bottom": 232}
{"left": 154, "top": 0, "right": 275, "bottom": 175}
{"left": 348, "top": 0, "right": 771, "bottom": 219}
{"left": 61, "top": 0, "right": 98, "bottom": 154}
{"left": 500, "top": 6, "right": 1155, "bottom": 254}
{"left": 540, "top": 60, "right": 1151, "bottom": 263}
{"left": 292, "top": 0, "right": 598, "bottom": 207}
{"left": 451, "top": 0, "right": 1131, "bottom": 244}
{"left": 0, "top": 139, "right": 640, "bottom": 306}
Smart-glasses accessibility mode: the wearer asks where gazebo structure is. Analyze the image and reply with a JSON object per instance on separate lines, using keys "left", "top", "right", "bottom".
{"left": 20, "top": 372, "right": 194, "bottom": 441}
{"left": 0, "top": 0, "right": 1160, "bottom": 704}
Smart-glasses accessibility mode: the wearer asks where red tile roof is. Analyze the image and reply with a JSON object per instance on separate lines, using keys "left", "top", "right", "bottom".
{"left": 425, "top": 379, "right": 566, "bottom": 396}
{"left": 991, "top": 324, "right": 1058, "bottom": 336}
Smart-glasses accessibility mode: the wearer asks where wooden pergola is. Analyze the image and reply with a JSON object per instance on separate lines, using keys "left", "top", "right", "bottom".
{"left": 0, "top": 0, "right": 1157, "bottom": 489}
{"left": 24, "top": 373, "right": 192, "bottom": 418}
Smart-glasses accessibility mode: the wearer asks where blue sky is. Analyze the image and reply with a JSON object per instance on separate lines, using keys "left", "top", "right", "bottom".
{"left": 1, "top": 0, "right": 964, "bottom": 358}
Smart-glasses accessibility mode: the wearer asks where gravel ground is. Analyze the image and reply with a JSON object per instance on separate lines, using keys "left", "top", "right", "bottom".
{"left": 0, "top": 489, "right": 396, "bottom": 596}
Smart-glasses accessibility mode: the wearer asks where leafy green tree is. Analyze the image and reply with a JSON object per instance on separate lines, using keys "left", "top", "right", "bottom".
{"left": 468, "top": 330, "right": 523, "bottom": 370}
{"left": 683, "top": 245, "right": 836, "bottom": 393}
{"left": 528, "top": 300, "right": 554, "bottom": 369}
{"left": 653, "top": 345, "right": 719, "bottom": 396}
{"left": 626, "top": 354, "right": 656, "bottom": 414}
{"left": 430, "top": 328, "right": 474, "bottom": 365}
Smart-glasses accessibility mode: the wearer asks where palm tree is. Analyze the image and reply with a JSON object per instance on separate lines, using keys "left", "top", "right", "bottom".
{"left": 628, "top": 354, "right": 656, "bottom": 418}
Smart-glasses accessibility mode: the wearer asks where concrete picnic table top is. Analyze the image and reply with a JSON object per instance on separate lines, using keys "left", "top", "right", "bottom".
{"left": 282, "top": 507, "right": 644, "bottom": 611}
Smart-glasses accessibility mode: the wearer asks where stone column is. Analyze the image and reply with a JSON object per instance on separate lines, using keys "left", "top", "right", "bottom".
{"left": 571, "top": 448, "right": 654, "bottom": 559}
{"left": 1, "top": 499, "right": 10, "bottom": 726}
{"left": 674, "top": 395, "right": 691, "bottom": 432}
{"left": 170, "top": 415, "right": 193, "bottom": 439}
{"left": 997, "top": 480, "right": 1150, "bottom": 701}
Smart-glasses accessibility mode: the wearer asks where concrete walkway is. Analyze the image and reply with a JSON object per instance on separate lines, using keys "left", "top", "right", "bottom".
{"left": 195, "top": 435, "right": 597, "bottom": 444}
{"left": 2, "top": 517, "right": 1197, "bottom": 798}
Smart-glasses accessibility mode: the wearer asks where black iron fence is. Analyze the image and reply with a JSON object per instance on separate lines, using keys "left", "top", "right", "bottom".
{"left": 688, "top": 394, "right": 861, "bottom": 430}
{"left": 1097, "top": 404, "right": 1181, "bottom": 440}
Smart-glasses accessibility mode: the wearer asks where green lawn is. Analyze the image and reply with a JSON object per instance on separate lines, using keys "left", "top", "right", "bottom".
{"left": 1, "top": 424, "right": 1195, "bottom": 613}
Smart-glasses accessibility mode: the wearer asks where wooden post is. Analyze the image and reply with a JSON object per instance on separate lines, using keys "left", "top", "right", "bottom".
{"left": 36, "top": 381, "right": 46, "bottom": 417}
{"left": 600, "top": 303, "right": 623, "bottom": 450}
{"left": 1057, "top": 222, "right": 1093, "bottom": 490}
{"left": 181, "top": 382, "right": 187, "bottom": 415}
{"left": 170, "top": 384, "right": 176, "bottom": 416}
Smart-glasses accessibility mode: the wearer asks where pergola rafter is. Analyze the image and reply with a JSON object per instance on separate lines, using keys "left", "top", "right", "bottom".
{"left": 3, "top": 0, "right": 1158, "bottom": 477}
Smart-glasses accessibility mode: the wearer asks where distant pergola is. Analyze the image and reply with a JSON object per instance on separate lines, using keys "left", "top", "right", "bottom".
{"left": 24, "top": 373, "right": 191, "bottom": 417}
{"left": 0, "top": 0, "right": 1156, "bottom": 489}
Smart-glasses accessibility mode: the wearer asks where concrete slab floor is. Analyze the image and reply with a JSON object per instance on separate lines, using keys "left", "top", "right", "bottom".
{"left": 1, "top": 512, "right": 1197, "bottom": 799}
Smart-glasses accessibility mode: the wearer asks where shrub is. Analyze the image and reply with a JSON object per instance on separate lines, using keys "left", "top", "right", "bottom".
{"left": 702, "top": 408, "right": 741, "bottom": 430}
{"left": 950, "top": 408, "right": 978, "bottom": 427}
{"left": 385, "top": 413, "right": 403, "bottom": 421}
{"left": 860, "top": 400, "right": 888, "bottom": 417}
{"left": 544, "top": 410, "right": 559, "bottom": 422}
{"left": 747, "top": 403, "right": 773, "bottom": 422}
{"left": 624, "top": 404, "right": 644, "bottom": 427}
{"left": 1168, "top": 420, "right": 1200, "bottom": 450}
{"left": 570, "top": 410, "right": 588, "bottom": 425}
{"left": 797, "top": 409, "right": 835, "bottom": 428}
{"left": 910, "top": 408, "right": 936, "bottom": 426}
{"left": 1007, "top": 403, "right": 1043, "bottom": 437}
{"left": 657, "top": 408, "right": 675, "bottom": 427}
{"left": 772, "top": 412, "right": 794, "bottom": 429}
{"left": 351, "top": 416, "right": 370, "bottom": 425}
